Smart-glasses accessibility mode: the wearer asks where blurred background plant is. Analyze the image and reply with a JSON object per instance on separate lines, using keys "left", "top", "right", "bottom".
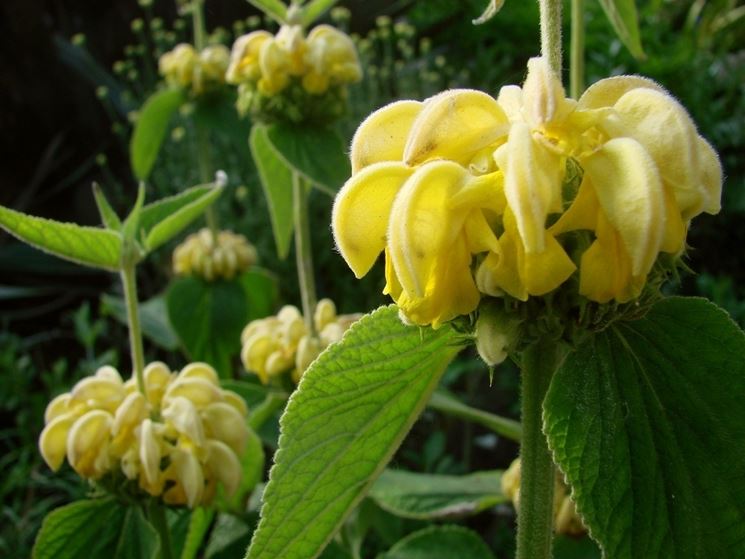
{"left": 0, "top": 0, "right": 743, "bottom": 556}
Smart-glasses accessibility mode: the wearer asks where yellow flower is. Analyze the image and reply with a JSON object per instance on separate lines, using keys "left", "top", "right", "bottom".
{"left": 333, "top": 57, "right": 722, "bottom": 325}
{"left": 38, "top": 363, "right": 250, "bottom": 508}
{"left": 226, "top": 31, "right": 272, "bottom": 84}
{"left": 159, "top": 43, "right": 198, "bottom": 89}
{"left": 173, "top": 228, "right": 257, "bottom": 281}
{"left": 241, "top": 299, "right": 360, "bottom": 383}
{"left": 193, "top": 45, "right": 230, "bottom": 95}
{"left": 303, "top": 25, "right": 361, "bottom": 94}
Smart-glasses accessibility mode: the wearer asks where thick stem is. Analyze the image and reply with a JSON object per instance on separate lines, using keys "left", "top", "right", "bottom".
{"left": 121, "top": 264, "right": 146, "bottom": 397}
{"left": 570, "top": 0, "right": 585, "bottom": 99}
{"left": 539, "top": 0, "right": 563, "bottom": 78}
{"left": 293, "top": 172, "right": 318, "bottom": 336}
{"left": 148, "top": 502, "right": 175, "bottom": 559}
{"left": 516, "top": 338, "right": 561, "bottom": 559}
{"left": 191, "top": 0, "right": 206, "bottom": 51}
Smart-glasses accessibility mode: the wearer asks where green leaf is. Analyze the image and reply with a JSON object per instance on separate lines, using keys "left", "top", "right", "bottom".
{"left": 597, "top": 0, "right": 645, "bottom": 59}
{"left": 205, "top": 514, "right": 252, "bottom": 559}
{"left": 193, "top": 92, "right": 251, "bottom": 147}
{"left": 265, "top": 123, "right": 351, "bottom": 195}
{"left": 301, "top": 0, "right": 339, "bottom": 27}
{"left": 221, "top": 378, "right": 276, "bottom": 408}
{"left": 166, "top": 276, "right": 248, "bottom": 378}
{"left": 122, "top": 183, "right": 146, "bottom": 243}
{"left": 180, "top": 508, "right": 214, "bottom": 559}
{"left": 33, "top": 498, "right": 159, "bottom": 559}
{"left": 131, "top": 88, "right": 186, "bottom": 180}
{"left": 544, "top": 297, "right": 745, "bottom": 559}
{"left": 472, "top": 0, "right": 506, "bottom": 25}
{"left": 249, "top": 125, "right": 295, "bottom": 259}
{"left": 245, "top": 306, "right": 464, "bottom": 559}
{"left": 554, "top": 535, "right": 601, "bottom": 559}
{"left": 369, "top": 469, "right": 506, "bottom": 520}
{"left": 238, "top": 267, "right": 279, "bottom": 322}
{"left": 142, "top": 183, "right": 224, "bottom": 252}
{"left": 92, "top": 183, "right": 122, "bottom": 230}
{"left": 101, "top": 293, "right": 180, "bottom": 350}
{"left": 0, "top": 205, "right": 122, "bottom": 271}
{"left": 246, "top": 0, "right": 287, "bottom": 24}
{"left": 378, "top": 525, "right": 495, "bottom": 559}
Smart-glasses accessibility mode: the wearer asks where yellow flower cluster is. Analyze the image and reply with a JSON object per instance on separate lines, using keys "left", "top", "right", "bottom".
{"left": 39, "top": 362, "right": 249, "bottom": 508}
{"left": 332, "top": 57, "right": 722, "bottom": 327}
{"left": 241, "top": 299, "right": 360, "bottom": 384}
{"left": 502, "top": 458, "right": 586, "bottom": 537}
{"left": 226, "top": 23, "right": 361, "bottom": 123}
{"left": 159, "top": 43, "right": 230, "bottom": 96}
{"left": 173, "top": 228, "right": 257, "bottom": 281}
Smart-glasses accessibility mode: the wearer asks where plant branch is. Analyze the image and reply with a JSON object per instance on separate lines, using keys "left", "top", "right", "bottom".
{"left": 293, "top": 172, "right": 318, "bottom": 336}
{"left": 539, "top": 0, "right": 563, "bottom": 78}
{"left": 121, "top": 263, "right": 146, "bottom": 397}
{"left": 570, "top": 0, "right": 585, "bottom": 98}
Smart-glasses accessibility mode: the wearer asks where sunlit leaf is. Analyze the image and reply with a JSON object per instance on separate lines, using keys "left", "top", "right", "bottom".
{"left": 597, "top": 0, "right": 645, "bottom": 59}
{"left": 472, "top": 0, "right": 506, "bottom": 25}
{"left": 0, "top": 205, "right": 121, "bottom": 271}
{"left": 245, "top": 306, "right": 464, "bottom": 559}
{"left": 246, "top": 0, "right": 287, "bottom": 24}
{"left": 301, "top": 0, "right": 340, "bottom": 27}
{"left": 92, "top": 183, "right": 122, "bottom": 230}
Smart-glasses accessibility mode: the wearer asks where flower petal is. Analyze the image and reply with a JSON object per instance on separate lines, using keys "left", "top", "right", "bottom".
{"left": 67, "top": 410, "right": 113, "bottom": 478}
{"left": 697, "top": 136, "right": 723, "bottom": 215}
{"left": 613, "top": 88, "right": 703, "bottom": 219}
{"left": 577, "top": 75, "right": 664, "bottom": 109}
{"left": 582, "top": 137, "right": 664, "bottom": 277}
{"left": 205, "top": 439, "right": 242, "bottom": 498}
{"left": 404, "top": 89, "right": 509, "bottom": 166}
{"left": 522, "top": 57, "right": 572, "bottom": 126}
{"left": 350, "top": 100, "right": 422, "bottom": 173}
{"left": 202, "top": 402, "right": 248, "bottom": 455}
{"left": 39, "top": 411, "right": 77, "bottom": 471}
{"left": 494, "top": 122, "right": 563, "bottom": 253}
{"left": 388, "top": 161, "right": 469, "bottom": 297}
{"left": 332, "top": 162, "right": 414, "bottom": 278}
{"left": 162, "top": 396, "right": 205, "bottom": 446}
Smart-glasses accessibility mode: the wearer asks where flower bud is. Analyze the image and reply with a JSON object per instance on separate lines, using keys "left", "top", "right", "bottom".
{"left": 475, "top": 304, "right": 522, "bottom": 366}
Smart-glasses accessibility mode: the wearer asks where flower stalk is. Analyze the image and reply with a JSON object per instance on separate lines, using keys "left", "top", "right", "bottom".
{"left": 539, "top": 0, "right": 563, "bottom": 77}
{"left": 516, "top": 338, "right": 562, "bottom": 559}
{"left": 120, "top": 263, "right": 146, "bottom": 398}
{"left": 570, "top": 0, "right": 586, "bottom": 98}
{"left": 293, "top": 172, "right": 318, "bottom": 338}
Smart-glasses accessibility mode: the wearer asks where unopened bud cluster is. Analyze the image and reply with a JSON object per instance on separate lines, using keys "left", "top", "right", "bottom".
{"left": 159, "top": 43, "right": 230, "bottom": 96}
{"left": 226, "top": 23, "right": 361, "bottom": 123}
{"left": 241, "top": 299, "right": 360, "bottom": 384}
{"left": 39, "top": 363, "right": 249, "bottom": 508}
{"left": 502, "top": 458, "right": 586, "bottom": 536}
{"left": 173, "top": 228, "right": 257, "bottom": 281}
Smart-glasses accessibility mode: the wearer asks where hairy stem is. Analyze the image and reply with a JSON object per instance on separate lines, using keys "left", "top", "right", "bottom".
{"left": 293, "top": 172, "right": 318, "bottom": 336}
{"left": 516, "top": 338, "right": 562, "bottom": 559}
{"left": 121, "top": 264, "right": 146, "bottom": 397}
{"left": 539, "top": 0, "right": 563, "bottom": 78}
{"left": 570, "top": 0, "right": 586, "bottom": 98}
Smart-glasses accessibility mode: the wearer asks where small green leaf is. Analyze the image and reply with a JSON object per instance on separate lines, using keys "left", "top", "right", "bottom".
{"left": 249, "top": 124, "right": 295, "bottom": 259}
{"left": 205, "top": 514, "right": 252, "bottom": 559}
{"left": 166, "top": 276, "right": 248, "bottom": 378}
{"left": 33, "top": 498, "right": 159, "bottom": 559}
{"left": 122, "top": 183, "right": 146, "bottom": 243}
{"left": 246, "top": 0, "right": 287, "bottom": 24}
{"left": 301, "top": 0, "right": 339, "bottom": 27}
{"left": 472, "top": 0, "right": 506, "bottom": 25}
{"left": 369, "top": 469, "right": 506, "bottom": 520}
{"left": 131, "top": 88, "right": 186, "bottom": 180}
{"left": 245, "top": 306, "right": 464, "bottom": 559}
{"left": 92, "top": 183, "right": 122, "bottom": 230}
{"left": 378, "top": 525, "right": 495, "bottom": 559}
{"left": 265, "top": 123, "right": 351, "bottom": 195}
{"left": 544, "top": 297, "right": 745, "bottom": 559}
{"left": 180, "top": 508, "right": 214, "bottom": 559}
{"left": 142, "top": 184, "right": 224, "bottom": 252}
{"left": 597, "top": 0, "right": 645, "bottom": 59}
{"left": 0, "top": 205, "right": 122, "bottom": 271}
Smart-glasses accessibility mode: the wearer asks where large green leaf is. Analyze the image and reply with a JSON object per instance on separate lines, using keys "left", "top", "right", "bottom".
{"left": 245, "top": 306, "right": 464, "bottom": 559}
{"left": 378, "top": 525, "right": 495, "bottom": 559}
{"left": 166, "top": 276, "right": 248, "bottom": 378}
{"left": 33, "top": 498, "right": 159, "bottom": 559}
{"left": 597, "top": 0, "right": 645, "bottom": 59}
{"left": 544, "top": 297, "right": 745, "bottom": 559}
{"left": 141, "top": 184, "right": 224, "bottom": 252}
{"left": 0, "top": 205, "right": 122, "bottom": 271}
{"left": 265, "top": 123, "right": 350, "bottom": 195}
{"left": 369, "top": 469, "right": 505, "bottom": 520}
{"left": 249, "top": 125, "right": 295, "bottom": 259}
{"left": 131, "top": 88, "right": 186, "bottom": 180}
